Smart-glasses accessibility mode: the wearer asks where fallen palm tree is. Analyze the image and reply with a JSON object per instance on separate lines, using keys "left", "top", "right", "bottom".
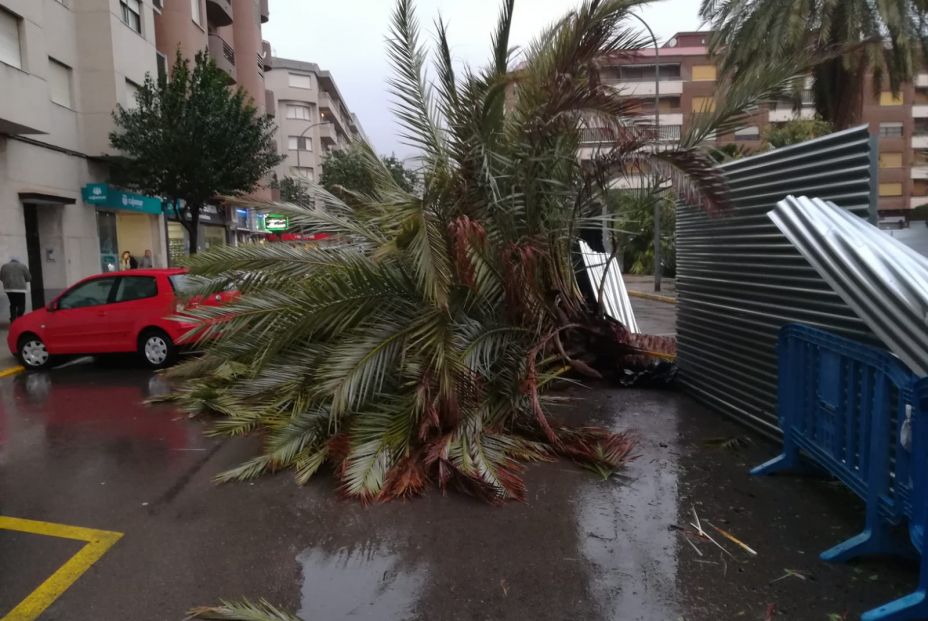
{"left": 164, "top": 0, "right": 801, "bottom": 502}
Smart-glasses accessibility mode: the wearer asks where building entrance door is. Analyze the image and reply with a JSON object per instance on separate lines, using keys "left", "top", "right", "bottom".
{"left": 23, "top": 205, "right": 46, "bottom": 311}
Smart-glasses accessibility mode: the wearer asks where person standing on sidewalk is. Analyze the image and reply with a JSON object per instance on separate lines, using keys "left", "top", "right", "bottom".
{"left": 1, "top": 257, "right": 31, "bottom": 323}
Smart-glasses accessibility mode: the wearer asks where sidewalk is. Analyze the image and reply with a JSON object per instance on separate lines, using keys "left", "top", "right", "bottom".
{"left": 0, "top": 324, "right": 20, "bottom": 371}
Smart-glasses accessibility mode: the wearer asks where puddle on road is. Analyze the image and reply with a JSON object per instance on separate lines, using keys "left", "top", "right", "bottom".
{"left": 576, "top": 399, "right": 682, "bottom": 621}
{"left": 297, "top": 542, "right": 425, "bottom": 620}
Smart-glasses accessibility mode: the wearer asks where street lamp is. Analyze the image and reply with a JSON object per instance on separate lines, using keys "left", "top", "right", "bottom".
{"left": 627, "top": 12, "right": 663, "bottom": 293}
{"left": 296, "top": 120, "right": 333, "bottom": 175}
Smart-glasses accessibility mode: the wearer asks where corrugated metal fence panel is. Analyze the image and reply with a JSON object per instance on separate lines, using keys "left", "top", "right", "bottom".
{"left": 676, "top": 125, "right": 877, "bottom": 436}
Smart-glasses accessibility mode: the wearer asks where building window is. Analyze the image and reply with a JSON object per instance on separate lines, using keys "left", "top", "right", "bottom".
{"left": 191, "top": 0, "right": 201, "bottom": 25}
{"left": 288, "top": 136, "right": 312, "bottom": 151}
{"left": 0, "top": 8, "right": 22, "bottom": 69}
{"left": 120, "top": 0, "right": 142, "bottom": 33}
{"left": 880, "top": 122, "right": 904, "bottom": 138}
{"left": 692, "top": 64, "right": 717, "bottom": 81}
{"left": 48, "top": 58, "right": 73, "bottom": 108}
{"left": 289, "top": 166, "right": 314, "bottom": 181}
{"left": 126, "top": 79, "right": 142, "bottom": 109}
{"left": 734, "top": 126, "right": 760, "bottom": 141}
{"left": 616, "top": 64, "right": 681, "bottom": 81}
{"left": 288, "top": 72, "right": 312, "bottom": 89}
{"left": 879, "top": 183, "right": 903, "bottom": 197}
{"left": 691, "top": 96, "right": 716, "bottom": 113}
{"left": 156, "top": 52, "right": 167, "bottom": 82}
{"left": 287, "top": 104, "right": 313, "bottom": 120}
{"left": 879, "top": 92, "right": 904, "bottom": 106}
{"left": 879, "top": 152, "right": 903, "bottom": 168}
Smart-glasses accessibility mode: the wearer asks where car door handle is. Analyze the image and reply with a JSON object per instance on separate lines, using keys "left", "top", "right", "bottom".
{"left": 97, "top": 311, "right": 107, "bottom": 317}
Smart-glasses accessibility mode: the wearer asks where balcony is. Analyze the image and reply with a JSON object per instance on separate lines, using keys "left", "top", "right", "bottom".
{"left": 914, "top": 135, "right": 928, "bottom": 149}
{"left": 319, "top": 122, "right": 337, "bottom": 146}
{"left": 265, "top": 89, "right": 276, "bottom": 118}
{"left": 913, "top": 166, "right": 928, "bottom": 180}
{"left": 208, "top": 33, "right": 236, "bottom": 81}
{"left": 205, "top": 0, "right": 233, "bottom": 26}
{"left": 917, "top": 73, "right": 928, "bottom": 88}
{"left": 608, "top": 80, "right": 684, "bottom": 97}
{"left": 262, "top": 40, "right": 272, "bottom": 70}
{"left": 0, "top": 64, "right": 50, "bottom": 134}
{"left": 769, "top": 107, "right": 816, "bottom": 122}
{"left": 260, "top": 0, "right": 269, "bottom": 23}
{"left": 914, "top": 105, "right": 928, "bottom": 118}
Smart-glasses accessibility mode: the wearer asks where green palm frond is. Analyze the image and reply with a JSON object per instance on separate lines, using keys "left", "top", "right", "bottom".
{"left": 165, "top": 0, "right": 798, "bottom": 503}
{"left": 187, "top": 598, "right": 300, "bottom": 621}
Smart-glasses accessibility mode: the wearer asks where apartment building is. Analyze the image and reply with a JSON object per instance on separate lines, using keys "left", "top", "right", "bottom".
{"left": 590, "top": 31, "right": 928, "bottom": 218}
{"left": 154, "top": 0, "right": 273, "bottom": 260}
{"left": 0, "top": 0, "right": 275, "bottom": 319}
{"left": 265, "top": 56, "right": 365, "bottom": 184}
{"left": 0, "top": 0, "right": 161, "bottom": 315}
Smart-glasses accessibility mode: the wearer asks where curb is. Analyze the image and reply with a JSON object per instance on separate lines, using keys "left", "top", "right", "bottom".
{"left": 0, "top": 365, "right": 24, "bottom": 378}
{"left": 628, "top": 290, "right": 677, "bottom": 305}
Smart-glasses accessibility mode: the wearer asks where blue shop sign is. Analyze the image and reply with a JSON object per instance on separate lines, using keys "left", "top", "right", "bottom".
{"left": 82, "top": 183, "right": 163, "bottom": 215}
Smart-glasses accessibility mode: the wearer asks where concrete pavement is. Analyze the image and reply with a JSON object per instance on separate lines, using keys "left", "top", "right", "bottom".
{"left": 0, "top": 298, "right": 919, "bottom": 620}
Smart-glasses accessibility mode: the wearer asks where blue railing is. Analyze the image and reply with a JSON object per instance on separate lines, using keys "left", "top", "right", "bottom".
{"left": 753, "top": 324, "right": 928, "bottom": 621}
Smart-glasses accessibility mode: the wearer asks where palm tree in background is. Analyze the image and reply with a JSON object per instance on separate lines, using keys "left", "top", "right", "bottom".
{"left": 165, "top": 0, "right": 799, "bottom": 504}
{"left": 700, "top": 0, "right": 928, "bottom": 129}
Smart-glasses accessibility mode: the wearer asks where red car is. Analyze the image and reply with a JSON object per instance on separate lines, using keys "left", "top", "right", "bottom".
{"left": 7, "top": 268, "right": 229, "bottom": 371}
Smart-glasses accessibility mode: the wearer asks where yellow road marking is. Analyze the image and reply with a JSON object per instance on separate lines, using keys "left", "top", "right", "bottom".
{"left": 0, "top": 366, "right": 24, "bottom": 378}
{"left": 0, "top": 516, "right": 123, "bottom": 621}
{"left": 627, "top": 290, "right": 677, "bottom": 305}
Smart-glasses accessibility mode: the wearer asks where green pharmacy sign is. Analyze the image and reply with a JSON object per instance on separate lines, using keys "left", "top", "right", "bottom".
{"left": 82, "top": 183, "right": 163, "bottom": 215}
{"left": 265, "top": 214, "right": 289, "bottom": 231}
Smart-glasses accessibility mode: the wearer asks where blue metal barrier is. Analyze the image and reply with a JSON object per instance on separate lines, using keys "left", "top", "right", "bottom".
{"left": 861, "top": 377, "right": 928, "bottom": 621}
{"left": 752, "top": 325, "right": 927, "bottom": 620}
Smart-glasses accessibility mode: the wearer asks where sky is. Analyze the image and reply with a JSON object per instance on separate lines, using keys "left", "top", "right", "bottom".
{"left": 264, "top": 0, "right": 704, "bottom": 157}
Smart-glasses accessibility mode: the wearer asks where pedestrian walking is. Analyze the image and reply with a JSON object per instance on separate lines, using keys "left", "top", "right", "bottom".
{"left": 120, "top": 251, "right": 138, "bottom": 270}
{"left": 1, "top": 257, "right": 31, "bottom": 323}
{"left": 138, "top": 249, "right": 153, "bottom": 268}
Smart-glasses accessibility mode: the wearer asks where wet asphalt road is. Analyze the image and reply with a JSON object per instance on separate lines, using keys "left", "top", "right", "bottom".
{"left": 0, "top": 364, "right": 919, "bottom": 621}
{"left": 0, "top": 302, "right": 919, "bottom": 621}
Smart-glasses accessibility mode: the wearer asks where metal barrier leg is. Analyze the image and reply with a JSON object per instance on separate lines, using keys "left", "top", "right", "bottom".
{"left": 820, "top": 523, "right": 905, "bottom": 562}
{"left": 860, "top": 549, "right": 928, "bottom": 621}
{"left": 750, "top": 450, "right": 804, "bottom": 475}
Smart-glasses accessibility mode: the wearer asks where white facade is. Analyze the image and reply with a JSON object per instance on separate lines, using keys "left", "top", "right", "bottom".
{"left": 264, "top": 56, "right": 366, "bottom": 185}
{"left": 0, "top": 0, "right": 164, "bottom": 319}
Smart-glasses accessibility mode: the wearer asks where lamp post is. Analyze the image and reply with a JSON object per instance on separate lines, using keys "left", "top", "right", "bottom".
{"left": 627, "top": 12, "right": 663, "bottom": 293}
{"left": 296, "top": 120, "right": 333, "bottom": 176}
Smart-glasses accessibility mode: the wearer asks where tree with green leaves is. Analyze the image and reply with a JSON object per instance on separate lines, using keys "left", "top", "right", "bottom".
{"left": 110, "top": 51, "right": 281, "bottom": 254}
{"left": 164, "top": 0, "right": 798, "bottom": 503}
{"left": 700, "top": 0, "right": 928, "bottom": 129}
{"left": 762, "top": 118, "right": 834, "bottom": 149}
{"left": 320, "top": 146, "right": 418, "bottom": 197}
{"left": 276, "top": 176, "right": 313, "bottom": 207}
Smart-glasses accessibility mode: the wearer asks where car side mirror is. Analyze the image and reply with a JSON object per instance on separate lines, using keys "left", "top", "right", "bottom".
{"left": 47, "top": 301, "right": 58, "bottom": 312}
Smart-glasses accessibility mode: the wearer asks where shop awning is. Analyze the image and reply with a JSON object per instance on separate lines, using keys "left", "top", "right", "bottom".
{"left": 81, "top": 183, "right": 163, "bottom": 215}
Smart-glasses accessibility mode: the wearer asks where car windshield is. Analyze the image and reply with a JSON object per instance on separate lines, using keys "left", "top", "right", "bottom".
{"left": 168, "top": 274, "right": 195, "bottom": 294}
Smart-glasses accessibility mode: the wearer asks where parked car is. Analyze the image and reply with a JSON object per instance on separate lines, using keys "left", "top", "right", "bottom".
{"left": 6, "top": 268, "right": 233, "bottom": 371}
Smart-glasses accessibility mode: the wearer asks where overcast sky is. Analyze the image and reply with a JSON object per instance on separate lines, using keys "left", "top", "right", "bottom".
{"left": 265, "top": 0, "right": 704, "bottom": 157}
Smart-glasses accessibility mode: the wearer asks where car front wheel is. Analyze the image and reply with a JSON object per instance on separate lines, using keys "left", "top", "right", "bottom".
{"left": 138, "top": 329, "right": 177, "bottom": 369}
{"left": 17, "top": 334, "right": 52, "bottom": 370}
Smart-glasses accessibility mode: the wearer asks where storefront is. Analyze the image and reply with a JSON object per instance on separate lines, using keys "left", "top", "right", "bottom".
{"left": 165, "top": 203, "right": 231, "bottom": 265}
{"left": 82, "top": 184, "right": 166, "bottom": 272}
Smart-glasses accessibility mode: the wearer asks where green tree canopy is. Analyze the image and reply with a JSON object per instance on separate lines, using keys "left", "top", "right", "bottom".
{"left": 320, "top": 146, "right": 418, "bottom": 198}
{"left": 110, "top": 50, "right": 281, "bottom": 253}
{"left": 700, "top": 0, "right": 928, "bottom": 128}
{"left": 762, "top": 118, "right": 833, "bottom": 149}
